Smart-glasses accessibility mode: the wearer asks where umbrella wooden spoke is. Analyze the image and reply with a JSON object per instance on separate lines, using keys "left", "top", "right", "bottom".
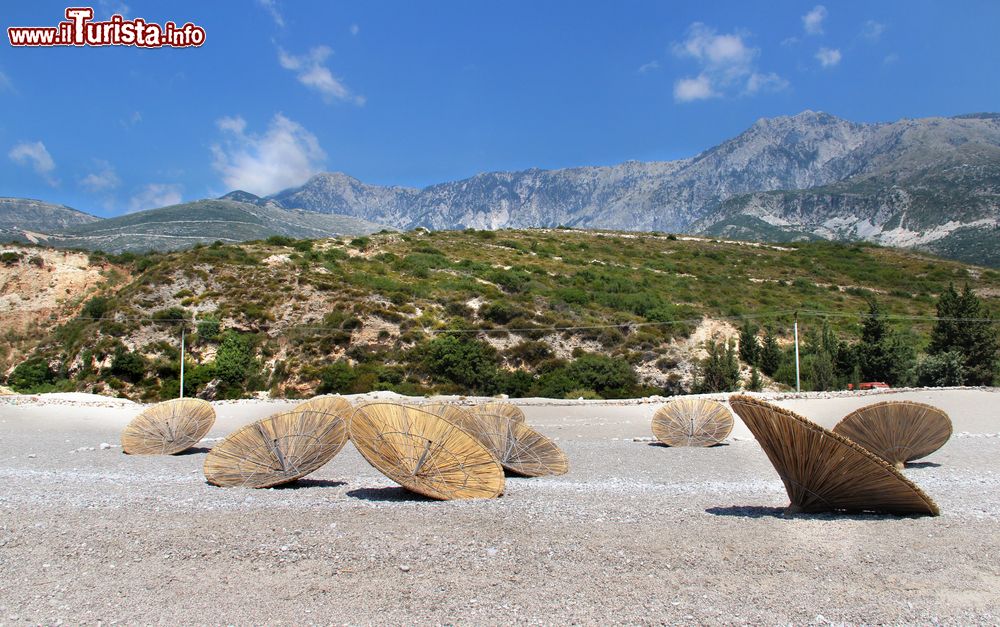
{"left": 121, "top": 398, "right": 216, "bottom": 455}
{"left": 833, "top": 401, "right": 952, "bottom": 469}
{"left": 729, "top": 395, "right": 939, "bottom": 516}
{"left": 651, "top": 399, "right": 733, "bottom": 447}
{"left": 203, "top": 409, "right": 349, "bottom": 488}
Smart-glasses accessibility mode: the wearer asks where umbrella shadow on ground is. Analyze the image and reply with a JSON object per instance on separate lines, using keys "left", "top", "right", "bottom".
{"left": 273, "top": 478, "right": 347, "bottom": 490}
{"left": 175, "top": 446, "right": 212, "bottom": 456}
{"left": 904, "top": 461, "right": 941, "bottom": 469}
{"left": 705, "top": 505, "right": 926, "bottom": 520}
{"left": 347, "top": 486, "right": 436, "bottom": 502}
{"left": 646, "top": 442, "right": 729, "bottom": 448}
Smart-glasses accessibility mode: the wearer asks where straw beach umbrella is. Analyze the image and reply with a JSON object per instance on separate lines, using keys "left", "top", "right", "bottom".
{"left": 832, "top": 401, "right": 952, "bottom": 469}
{"left": 476, "top": 400, "right": 526, "bottom": 423}
{"left": 651, "top": 398, "right": 733, "bottom": 447}
{"left": 729, "top": 395, "right": 939, "bottom": 515}
{"left": 203, "top": 409, "right": 349, "bottom": 488}
{"left": 350, "top": 403, "right": 505, "bottom": 500}
{"left": 420, "top": 402, "right": 477, "bottom": 428}
{"left": 121, "top": 398, "right": 216, "bottom": 455}
{"left": 462, "top": 409, "right": 569, "bottom": 477}
{"left": 292, "top": 395, "right": 354, "bottom": 420}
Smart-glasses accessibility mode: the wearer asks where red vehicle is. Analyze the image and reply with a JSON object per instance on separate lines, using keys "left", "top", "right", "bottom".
{"left": 847, "top": 382, "right": 891, "bottom": 391}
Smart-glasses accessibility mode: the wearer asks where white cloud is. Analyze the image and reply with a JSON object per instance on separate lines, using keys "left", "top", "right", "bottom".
{"left": 350, "top": 23, "right": 360, "bottom": 36}
{"left": 97, "top": 0, "right": 129, "bottom": 18}
{"left": 129, "top": 183, "right": 182, "bottom": 212}
{"left": 217, "top": 115, "right": 247, "bottom": 135}
{"left": 120, "top": 110, "right": 142, "bottom": 128}
{"left": 861, "top": 20, "right": 885, "bottom": 41}
{"left": 815, "top": 47, "right": 842, "bottom": 68}
{"left": 0, "top": 71, "right": 12, "bottom": 92}
{"left": 674, "top": 75, "right": 716, "bottom": 102}
{"left": 803, "top": 5, "right": 827, "bottom": 35}
{"left": 9, "top": 141, "right": 57, "bottom": 186}
{"left": 883, "top": 53, "right": 899, "bottom": 66}
{"left": 671, "top": 23, "right": 785, "bottom": 103}
{"left": 745, "top": 72, "right": 789, "bottom": 95}
{"left": 211, "top": 113, "right": 326, "bottom": 196}
{"left": 257, "top": 0, "right": 284, "bottom": 27}
{"left": 277, "top": 46, "right": 364, "bottom": 105}
{"left": 637, "top": 60, "right": 660, "bottom": 74}
{"left": 80, "top": 160, "right": 121, "bottom": 192}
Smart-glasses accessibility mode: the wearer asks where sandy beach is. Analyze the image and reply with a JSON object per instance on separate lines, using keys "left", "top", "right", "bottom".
{"left": 1, "top": 388, "right": 998, "bottom": 624}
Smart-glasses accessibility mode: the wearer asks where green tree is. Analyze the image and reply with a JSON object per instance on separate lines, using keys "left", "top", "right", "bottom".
{"left": 738, "top": 320, "right": 760, "bottom": 365}
{"left": 746, "top": 367, "right": 763, "bottom": 392}
{"left": 110, "top": 345, "right": 146, "bottom": 384}
{"left": 929, "top": 283, "right": 998, "bottom": 386}
{"left": 916, "top": 351, "right": 966, "bottom": 387}
{"left": 856, "top": 298, "right": 915, "bottom": 385}
{"left": 215, "top": 331, "right": 258, "bottom": 389}
{"left": 7, "top": 357, "right": 56, "bottom": 392}
{"left": 318, "top": 361, "right": 357, "bottom": 394}
{"left": 695, "top": 338, "right": 740, "bottom": 393}
{"left": 422, "top": 335, "right": 501, "bottom": 394}
{"left": 759, "top": 328, "right": 782, "bottom": 377}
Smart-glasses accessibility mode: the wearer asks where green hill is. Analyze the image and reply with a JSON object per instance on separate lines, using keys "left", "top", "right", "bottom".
{"left": 35, "top": 199, "right": 385, "bottom": 253}
{"left": 4, "top": 228, "right": 998, "bottom": 400}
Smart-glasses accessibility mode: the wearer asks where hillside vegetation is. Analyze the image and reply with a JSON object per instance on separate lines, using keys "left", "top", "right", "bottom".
{"left": 3, "top": 228, "right": 998, "bottom": 400}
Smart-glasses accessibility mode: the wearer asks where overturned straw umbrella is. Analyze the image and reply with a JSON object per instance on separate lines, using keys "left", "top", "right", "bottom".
{"left": 476, "top": 400, "right": 526, "bottom": 423}
{"left": 832, "top": 401, "right": 952, "bottom": 469}
{"left": 350, "top": 403, "right": 505, "bottom": 500}
{"left": 121, "top": 398, "right": 216, "bottom": 455}
{"left": 420, "top": 402, "right": 478, "bottom": 427}
{"left": 728, "top": 395, "right": 939, "bottom": 516}
{"left": 461, "top": 409, "right": 569, "bottom": 477}
{"left": 651, "top": 398, "right": 733, "bottom": 447}
{"left": 203, "top": 409, "right": 349, "bottom": 488}
{"left": 292, "top": 395, "right": 354, "bottom": 422}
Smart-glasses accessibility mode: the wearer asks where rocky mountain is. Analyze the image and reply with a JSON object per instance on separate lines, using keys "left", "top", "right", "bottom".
{"left": 697, "top": 114, "right": 1000, "bottom": 265}
{"left": 0, "top": 198, "right": 100, "bottom": 243}
{"left": 254, "top": 111, "right": 999, "bottom": 264}
{"left": 37, "top": 199, "right": 385, "bottom": 253}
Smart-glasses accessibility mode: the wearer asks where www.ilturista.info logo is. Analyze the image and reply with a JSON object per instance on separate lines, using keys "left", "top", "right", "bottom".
{"left": 8, "top": 7, "right": 205, "bottom": 48}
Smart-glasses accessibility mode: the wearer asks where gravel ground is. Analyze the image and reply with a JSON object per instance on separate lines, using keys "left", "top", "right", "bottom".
{"left": 0, "top": 389, "right": 998, "bottom": 625}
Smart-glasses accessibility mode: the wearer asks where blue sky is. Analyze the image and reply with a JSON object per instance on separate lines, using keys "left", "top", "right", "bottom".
{"left": 2, "top": 0, "right": 999, "bottom": 217}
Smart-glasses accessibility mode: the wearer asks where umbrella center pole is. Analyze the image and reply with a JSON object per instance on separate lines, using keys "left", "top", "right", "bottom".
{"left": 412, "top": 439, "right": 432, "bottom": 475}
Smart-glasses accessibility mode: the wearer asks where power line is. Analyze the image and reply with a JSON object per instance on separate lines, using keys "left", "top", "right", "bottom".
{"left": 62, "top": 307, "right": 1000, "bottom": 337}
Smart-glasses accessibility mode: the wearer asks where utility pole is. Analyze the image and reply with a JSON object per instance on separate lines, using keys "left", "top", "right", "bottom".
{"left": 179, "top": 323, "right": 186, "bottom": 399}
{"left": 793, "top": 311, "right": 801, "bottom": 393}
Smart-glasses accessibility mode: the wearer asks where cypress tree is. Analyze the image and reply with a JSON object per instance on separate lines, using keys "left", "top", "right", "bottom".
{"left": 759, "top": 328, "right": 781, "bottom": 377}
{"left": 738, "top": 320, "right": 760, "bottom": 365}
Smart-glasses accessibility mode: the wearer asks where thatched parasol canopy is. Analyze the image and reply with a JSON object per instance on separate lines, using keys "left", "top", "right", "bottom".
{"left": 121, "top": 398, "right": 216, "bottom": 455}
{"left": 476, "top": 400, "right": 526, "bottom": 423}
{"left": 460, "top": 410, "right": 568, "bottom": 476}
{"left": 203, "top": 409, "right": 349, "bottom": 488}
{"left": 420, "top": 402, "right": 477, "bottom": 428}
{"left": 729, "top": 395, "right": 939, "bottom": 516}
{"left": 651, "top": 398, "right": 733, "bottom": 447}
{"left": 349, "top": 403, "right": 505, "bottom": 500}
{"left": 832, "top": 401, "right": 952, "bottom": 469}
{"left": 291, "top": 395, "right": 354, "bottom": 420}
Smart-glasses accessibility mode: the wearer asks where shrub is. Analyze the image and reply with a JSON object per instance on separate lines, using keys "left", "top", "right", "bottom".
{"left": 197, "top": 316, "right": 222, "bottom": 342}
{"left": 110, "top": 346, "right": 146, "bottom": 384}
{"left": 421, "top": 335, "right": 501, "bottom": 394}
{"left": 7, "top": 357, "right": 55, "bottom": 392}
{"left": 214, "top": 332, "right": 259, "bottom": 389}
{"left": 534, "top": 353, "right": 637, "bottom": 399}
{"left": 82, "top": 296, "right": 111, "bottom": 320}
{"left": 318, "top": 361, "right": 357, "bottom": 394}
{"left": 916, "top": 351, "right": 966, "bottom": 387}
